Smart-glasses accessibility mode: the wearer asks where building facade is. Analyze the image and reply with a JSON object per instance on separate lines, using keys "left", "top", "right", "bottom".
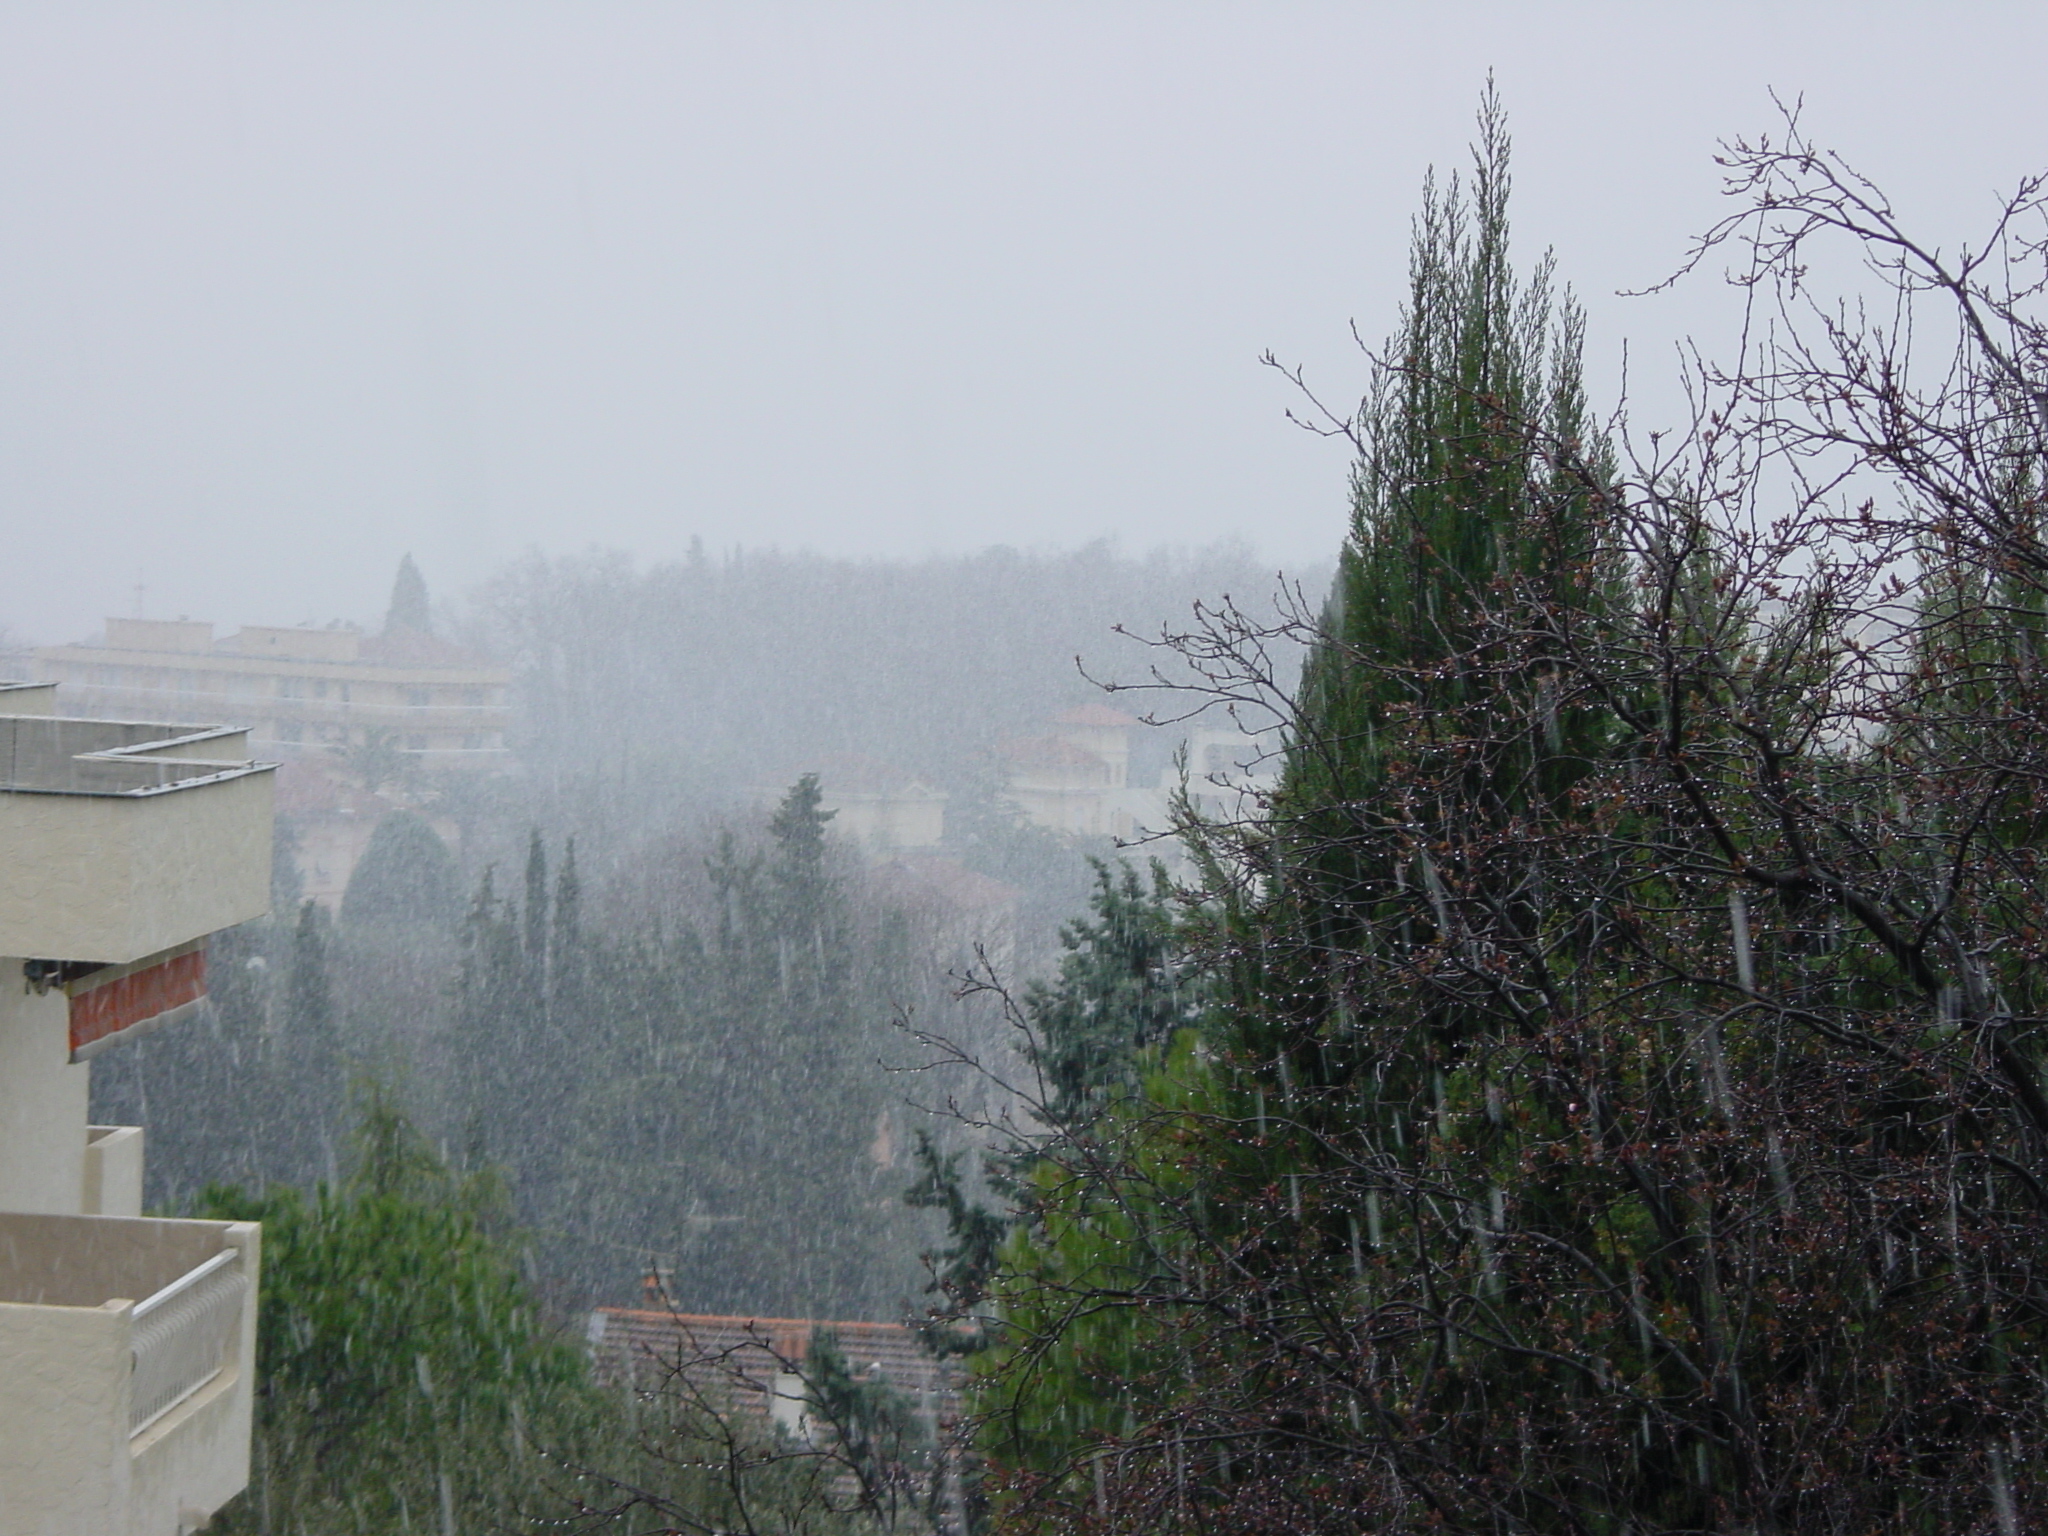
{"left": 0, "top": 681, "right": 273, "bottom": 1535}
{"left": 34, "top": 616, "right": 512, "bottom": 771}
{"left": 999, "top": 706, "right": 1279, "bottom": 853}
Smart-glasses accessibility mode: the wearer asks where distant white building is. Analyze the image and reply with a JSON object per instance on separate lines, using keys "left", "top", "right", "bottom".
{"left": 35, "top": 615, "right": 512, "bottom": 771}
{"left": 999, "top": 705, "right": 1280, "bottom": 851}
{"left": 998, "top": 704, "right": 1142, "bottom": 839}
{"left": 1179, "top": 722, "right": 1283, "bottom": 826}
{"left": 0, "top": 681, "right": 274, "bottom": 1535}
{"left": 794, "top": 754, "right": 948, "bottom": 851}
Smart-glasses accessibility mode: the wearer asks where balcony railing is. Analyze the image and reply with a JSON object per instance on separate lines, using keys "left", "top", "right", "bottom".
{"left": 0, "top": 1212, "right": 260, "bottom": 1534}
{"left": 130, "top": 1246, "right": 248, "bottom": 1436}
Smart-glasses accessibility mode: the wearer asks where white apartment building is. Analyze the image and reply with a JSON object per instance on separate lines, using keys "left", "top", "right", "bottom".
{"left": 0, "top": 682, "right": 274, "bottom": 1536}
{"left": 34, "top": 616, "right": 512, "bottom": 771}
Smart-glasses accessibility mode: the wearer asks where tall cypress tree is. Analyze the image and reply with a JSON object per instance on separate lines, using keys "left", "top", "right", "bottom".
{"left": 383, "top": 554, "right": 432, "bottom": 636}
{"left": 523, "top": 829, "right": 550, "bottom": 973}
{"left": 454, "top": 869, "right": 525, "bottom": 1166}
{"left": 1275, "top": 81, "right": 1608, "bottom": 967}
{"left": 1199, "top": 89, "right": 1623, "bottom": 1520}
{"left": 976, "top": 92, "right": 1629, "bottom": 1527}
{"left": 286, "top": 898, "right": 345, "bottom": 1187}
{"left": 550, "top": 837, "right": 584, "bottom": 1015}
{"left": 1226, "top": 86, "right": 1615, "bottom": 1179}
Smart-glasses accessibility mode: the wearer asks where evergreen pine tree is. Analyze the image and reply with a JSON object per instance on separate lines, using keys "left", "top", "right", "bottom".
{"left": 550, "top": 836, "right": 584, "bottom": 1012}
{"left": 1022, "top": 858, "right": 1197, "bottom": 1134}
{"left": 383, "top": 553, "right": 431, "bottom": 635}
{"left": 285, "top": 899, "right": 344, "bottom": 1186}
{"left": 523, "top": 827, "right": 550, "bottom": 980}
{"left": 975, "top": 92, "right": 1629, "bottom": 1525}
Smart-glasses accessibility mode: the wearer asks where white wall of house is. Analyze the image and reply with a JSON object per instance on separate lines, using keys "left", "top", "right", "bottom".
{"left": 0, "top": 774, "right": 272, "bottom": 967}
{"left": 0, "top": 980, "right": 88, "bottom": 1217}
{"left": 0, "top": 1293, "right": 128, "bottom": 1534}
{"left": 0, "top": 1217, "right": 260, "bottom": 1536}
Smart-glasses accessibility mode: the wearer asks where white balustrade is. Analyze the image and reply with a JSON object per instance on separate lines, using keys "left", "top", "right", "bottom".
{"left": 130, "top": 1247, "right": 247, "bottom": 1435}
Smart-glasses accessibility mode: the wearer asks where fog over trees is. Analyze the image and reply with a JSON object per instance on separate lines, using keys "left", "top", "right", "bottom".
{"left": 473, "top": 539, "right": 1306, "bottom": 826}
{"left": 91, "top": 536, "right": 1311, "bottom": 1292}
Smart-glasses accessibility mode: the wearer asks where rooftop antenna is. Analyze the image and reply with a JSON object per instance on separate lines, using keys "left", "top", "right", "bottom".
{"left": 131, "top": 575, "right": 147, "bottom": 619}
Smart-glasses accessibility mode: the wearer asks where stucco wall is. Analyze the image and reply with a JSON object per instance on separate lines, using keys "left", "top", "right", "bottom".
{"left": 0, "top": 1298, "right": 128, "bottom": 1535}
{"left": 0, "top": 1217, "right": 259, "bottom": 1536}
{"left": 126, "top": 1222, "right": 260, "bottom": 1536}
{"left": 82, "top": 1127, "right": 144, "bottom": 1218}
{"left": 0, "top": 981, "right": 88, "bottom": 1215}
{"left": 0, "top": 684, "right": 55, "bottom": 716}
{"left": 0, "top": 770, "right": 272, "bottom": 964}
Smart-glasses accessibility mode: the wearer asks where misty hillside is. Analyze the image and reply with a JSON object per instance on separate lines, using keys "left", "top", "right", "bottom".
{"left": 471, "top": 538, "right": 1325, "bottom": 839}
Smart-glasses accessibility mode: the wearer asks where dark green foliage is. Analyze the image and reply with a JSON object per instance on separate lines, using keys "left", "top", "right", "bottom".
{"left": 970, "top": 102, "right": 2048, "bottom": 1536}
{"left": 453, "top": 865, "right": 543, "bottom": 1170}
{"left": 805, "top": 1329, "right": 941, "bottom": 1528}
{"left": 642, "top": 778, "right": 916, "bottom": 1317}
{"left": 910, "top": 857, "right": 1194, "bottom": 1319}
{"left": 1022, "top": 858, "right": 1201, "bottom": 1132}
{"left": 338, "top": 810, "right": 461, "bottom": 933}
{"left": 552, "top": 836, "right": 585, "bottom": 1009}
{"left": 283, "top": 900, "right": 344, "bottom": 1182}
{"left": 770, "top": 772, "right": 835, "bottom": 889}
{"left": 969, "top": 93, "right": 1631, "bottom": 1529}
{"left": 455, "top": 791, "right": 935, "bottom": 1321}
{"left": 524, "top": 827, "right": 550, "bottom": 970}
{"left": 194, "top": 1095, "right": 602, "bottom": 1534}
{"left": 286, "top": 899, "right": 335, "bottom": 1044}
{"left": 383, "top": 552, "right": 432, "bottom": 636}
{"left": 904, "top": 1131, "right": 1008, "bottom": 1330}
{"left": 90, "top": 904, "right": 346, "bottom": 1204}
{"left": 1279, "top": 82, "right": 1610, "bottom": 924}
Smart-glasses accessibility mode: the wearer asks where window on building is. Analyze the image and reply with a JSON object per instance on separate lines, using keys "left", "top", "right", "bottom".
{"left": 405, "top": 687, "right": 430, "bottom": 708}
{"left": 279, "top": 719, "right": 304, "bottom": 744}
{"left": 406, "top": 734, "right": 428, "bottom": 751}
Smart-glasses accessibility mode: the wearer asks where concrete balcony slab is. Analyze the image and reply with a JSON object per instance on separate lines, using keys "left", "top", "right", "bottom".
{"left": 0, "top": 712, "right": 274, "bottom": 966}
{"left": 0, "top": 1213, "right": 258, "bottom": 1536}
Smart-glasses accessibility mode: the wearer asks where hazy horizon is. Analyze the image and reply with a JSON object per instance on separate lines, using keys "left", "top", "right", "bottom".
{"left": 4, "top": 3, "right": 2044, "bottom": 643}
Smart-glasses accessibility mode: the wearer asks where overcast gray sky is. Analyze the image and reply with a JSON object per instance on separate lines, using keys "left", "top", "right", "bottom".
{"left": 1, "top": 2, "right": 2042, "bottom": 642}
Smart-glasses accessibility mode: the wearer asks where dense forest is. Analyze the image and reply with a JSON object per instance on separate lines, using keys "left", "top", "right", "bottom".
{"left": 92, "top": 538, "right": 1304, "bottom": 1316}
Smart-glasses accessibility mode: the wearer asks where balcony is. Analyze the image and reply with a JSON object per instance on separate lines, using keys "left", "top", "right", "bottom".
{"left": 0, "top": 1213, "right": 259, "bottom": 1536}
{"left": 0, "top": 711, "right": 273, "bottom": 966}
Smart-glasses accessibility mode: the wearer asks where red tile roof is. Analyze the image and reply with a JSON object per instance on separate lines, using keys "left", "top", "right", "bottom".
{"left": 588, "top": 1308, "right": 963, "bottom": 1423}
